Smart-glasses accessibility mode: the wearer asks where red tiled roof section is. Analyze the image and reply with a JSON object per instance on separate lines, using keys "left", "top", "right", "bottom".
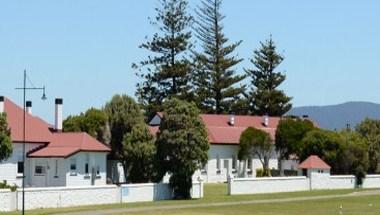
{"left": 4, "top": 98, "right": 53, "bottom": 143}
{"left": 149, "top": 113, "right": 280, "bottom": 145}
{"left": 3, "top": 97, "right": 110, "bottom": 157}
{"left": 28, "top": 132, "right": 110, "bottom": 158}
{"left": 298, "top": 155, "right": 331, "bottom": 170}
{"left": 203, "top": 114, "right": 279, "bottom": 144}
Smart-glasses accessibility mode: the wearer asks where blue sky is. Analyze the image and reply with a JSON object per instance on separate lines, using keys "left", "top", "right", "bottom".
{"left": 1, "top": 0, "right": 380, "bottom": 123}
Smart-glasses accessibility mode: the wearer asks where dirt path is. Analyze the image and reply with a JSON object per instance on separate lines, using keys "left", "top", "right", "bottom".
{"left": 57, "top": 190, "right": 380, "bottom": 215}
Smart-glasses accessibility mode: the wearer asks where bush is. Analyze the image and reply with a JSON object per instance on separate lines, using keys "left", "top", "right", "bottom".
{"left": 0, "top": 180, "right": 17, "bottom": 192}
{"left": 256, "top": 168, "right": 271, "bottom": 177}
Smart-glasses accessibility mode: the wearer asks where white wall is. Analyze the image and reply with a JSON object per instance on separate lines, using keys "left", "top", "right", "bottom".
{"left": 309, "top": 170, "right": 331, "bottom": 190}
{"left": 228, "top": 171, "right": 379, "bottom": 195}
{"left": 0, "top": 190, "right": 16, "bottom": 212}
{"left": 0, "top": 143, "right": 43, "bottom": 187}
{"left": 228, "top": 176, "right": 309, "bottom": 195}
{"left": 362, "top": 175, "right": 380, "bottom": 188}
{"left": 329, "top": 175, "right": 356, "bottom": 189}
{"left": 0, "top": 182, "right": 204, "bottom": 212}
{"left": 65, "top": 152, "right": 107, "bottom": 187}
{"left": 17, "top": 185, "right": 120, "bottom": 210}
{"left": 121, "top": 181, "right": 203, "bottom": 203}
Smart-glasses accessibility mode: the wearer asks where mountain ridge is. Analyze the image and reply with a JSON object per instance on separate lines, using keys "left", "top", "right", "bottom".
{"left": 288, "top": 101, "right": 380, "bottom": 130}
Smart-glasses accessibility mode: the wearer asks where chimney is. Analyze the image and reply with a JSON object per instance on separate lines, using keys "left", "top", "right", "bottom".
{"left": 229, "top": 114, "right": 235, "bottom": 126}
{"left": 263, "top": 115, "right": 269, "bottom": 127}
{"left": 26, "top": 101, "right": 32, "bottom": 114}
{"left": 0, "top": 96, "right": 4, "bottom": 113}
{"left": 55, "top": 98, "right": 63, "bottom": 131}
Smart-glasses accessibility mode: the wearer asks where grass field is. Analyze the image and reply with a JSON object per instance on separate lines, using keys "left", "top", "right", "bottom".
{"left": 4, "top": 184, "right": 380, "bottom": 215}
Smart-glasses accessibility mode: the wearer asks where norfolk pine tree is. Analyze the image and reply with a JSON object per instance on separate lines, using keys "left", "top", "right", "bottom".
{"left": 134, "top": 0, "right": 193, "bottom": 119}
{"left": 193, "top": 0, "right": 246, "bottom": 114}
{"left": 246, "top": 36, "right": 292, "bottom": 116}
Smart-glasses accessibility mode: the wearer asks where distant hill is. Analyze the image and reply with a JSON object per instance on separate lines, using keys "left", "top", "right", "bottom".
{"left": 287, "top": 102, "right": 380, "bottom": 130}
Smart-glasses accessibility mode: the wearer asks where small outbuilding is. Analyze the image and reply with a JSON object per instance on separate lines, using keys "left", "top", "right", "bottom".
{"left": 298, "top": 155, "right": 331, "bottom": 177}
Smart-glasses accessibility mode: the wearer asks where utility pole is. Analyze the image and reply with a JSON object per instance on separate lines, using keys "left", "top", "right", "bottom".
{"left": 15, "top": 70, "right": 47, "bottom": 215}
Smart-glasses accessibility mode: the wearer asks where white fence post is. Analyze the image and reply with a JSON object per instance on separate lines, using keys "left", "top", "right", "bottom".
{"left": 227, "top": 174, "right": 234, "bottom": 195}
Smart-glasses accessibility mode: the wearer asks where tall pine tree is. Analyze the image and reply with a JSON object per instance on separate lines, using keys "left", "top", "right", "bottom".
{"left": 246, "top": 36, "right": 292, "bottom": 116}
{"left": 192, "top": 0, "right": 246, "bottom": 114}
{"left": 134, "top": 0, "right": 193, "bottom": 119}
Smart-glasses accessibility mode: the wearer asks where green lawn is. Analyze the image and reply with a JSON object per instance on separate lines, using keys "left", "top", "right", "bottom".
{"left": 4, "top": 184, "right": 380, "bottom": 215}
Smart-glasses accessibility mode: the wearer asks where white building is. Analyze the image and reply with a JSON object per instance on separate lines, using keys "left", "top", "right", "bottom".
{"left": 0, "top": 96, "right": 110, "bottom": 187}
{"left": 149, "top": 113, "right": 299, "bottom": 183}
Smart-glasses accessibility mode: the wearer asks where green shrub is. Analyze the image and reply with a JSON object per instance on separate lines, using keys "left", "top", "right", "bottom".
{"left": 0, "top": 180, "right": 17, "bottom": 192}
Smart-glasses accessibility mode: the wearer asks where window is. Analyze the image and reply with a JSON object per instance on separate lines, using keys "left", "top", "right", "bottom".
{"left": 70, "top": 158, "right": 77, "bottom": 175}
{"left": 17, "top": 162, "right": 24, "bottom": 174}
{"left": 85, "top": 164, "right": 89, "bottom": 175}
{"left": 35, "top": 165, "right": 46, "bottom": 175}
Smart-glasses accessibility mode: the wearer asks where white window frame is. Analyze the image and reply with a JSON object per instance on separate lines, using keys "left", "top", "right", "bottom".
{"left": 34, "top": 165, "right": 46, "bottom": 176}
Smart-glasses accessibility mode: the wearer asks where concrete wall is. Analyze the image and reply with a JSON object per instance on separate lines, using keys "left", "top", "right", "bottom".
{"left": 0, "top": 190, "right": 17, "bottom": 212}
{"left": 362, "top": 175, "right": 380, "bottom": 188}
{"left": 228, "top": 176, "right": 309, "bottom": 195}
{"left": 18, "top": 185, "right": 119, "bottom": 210}
{"left": 121, "top": 181, "right": 203, "bottom": 203}
{"left": 329, "top": 175, "right": 356, "bottom": 189}
{"left": 309, "top": 170, "right": 331, "bottom": 190}
{"left": 0, "top": 181, "right": 204, "bottom": 212}
{"left": 228, "top": 173, "right": 380, "bottom": 195}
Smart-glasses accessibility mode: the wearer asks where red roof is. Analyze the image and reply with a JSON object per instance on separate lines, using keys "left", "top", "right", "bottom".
{"left": 298, "top": 155, "right": 331, "bottom": 170}
{"left": 3, "top": 97, "right": 110, "bottom": 157}
{"left": 4, "top": 98, "right": 53, "bottom": 143}
{"left": 28, "top": 133, "right": 110, "bottom": 158}
{"left": 149, "top": 113, "right": 280, "bottom": 145}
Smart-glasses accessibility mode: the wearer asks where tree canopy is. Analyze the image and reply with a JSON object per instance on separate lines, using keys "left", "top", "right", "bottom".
{"left": 134, "top": 0, "right": 193, "bottom": 119}
{"left": 275, "top": 118, "right": 315, "bottom": 160}
{"left": 238, "top": 127, "right": 273, "bottom": 176}
{"left": 356, "top": 118, "right": 380, "bottom": 173}
{"left": 245, "top": 36, "right": 292, "bottom": 116}
{"left": 63, "top": 108, "right": 109, "bottom": 143}
{"left": 155, "top": 98, "right": 209, "bottom": 199}
{"left": 300, "top": 129, "right": 342, "bottom": 173}
{"left": 104, "top": 94, "right": 145, "bottom": 160}
{"left": 192, "top": 0, "right": 245, "bottom": 114}
{"left": 122, "top": 123, "right": 156, "bottom": 183}
{"left": 0, "top": 113, "right": 12, "bottom": 162}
